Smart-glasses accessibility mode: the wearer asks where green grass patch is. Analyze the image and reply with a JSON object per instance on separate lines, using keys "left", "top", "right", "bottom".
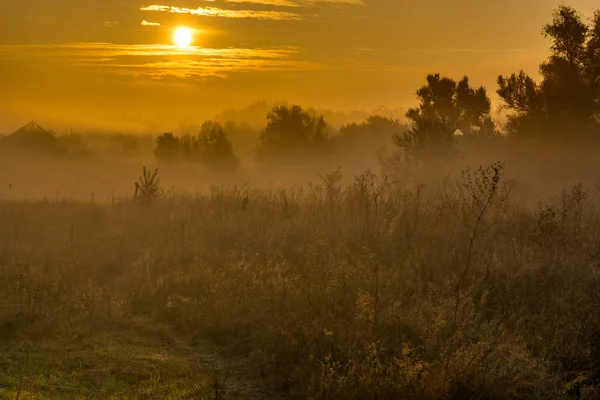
{"left": 0, "top": 320, "right": 222, "bottom": 400}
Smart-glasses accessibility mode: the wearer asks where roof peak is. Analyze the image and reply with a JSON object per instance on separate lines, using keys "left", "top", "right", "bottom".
{"left": 13, "top": 121, "right": 50, "bottom": 135}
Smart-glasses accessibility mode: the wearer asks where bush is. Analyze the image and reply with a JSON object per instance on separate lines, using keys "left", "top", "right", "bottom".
{"left": 2, "top": 164, "right": 600, "bottom": 399}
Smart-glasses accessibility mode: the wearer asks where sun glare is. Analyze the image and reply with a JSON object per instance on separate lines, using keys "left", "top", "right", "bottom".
{"left": 174, "top": 27, "right": 193, "bottom": 48}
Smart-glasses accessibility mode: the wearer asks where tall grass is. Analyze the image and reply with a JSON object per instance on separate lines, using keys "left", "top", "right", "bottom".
{"left": 1, "top": 163, "right": 599, "bottom": 399}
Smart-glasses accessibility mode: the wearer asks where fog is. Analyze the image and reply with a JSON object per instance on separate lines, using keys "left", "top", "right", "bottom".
{"left": 1, "top": 119, "right": 598, "bottom": 206}
{"left": 2, "top": 3, "right": 600, "bottom": 399}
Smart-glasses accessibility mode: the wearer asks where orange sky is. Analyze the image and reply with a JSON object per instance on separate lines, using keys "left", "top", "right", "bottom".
{"left": 1, "top": 0, "right": 598, "bottom": 133}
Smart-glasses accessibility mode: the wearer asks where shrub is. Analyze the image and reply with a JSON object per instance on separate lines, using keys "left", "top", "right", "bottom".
{"left": 134, "top": 167, "right": 161, "bottom": 202}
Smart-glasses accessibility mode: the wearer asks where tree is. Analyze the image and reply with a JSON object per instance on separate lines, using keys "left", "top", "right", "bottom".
{"left": 222, "top": 121, "right": 259, "bottom": 155}
{"left": 497, "top": 71, "right": 546, "bottom": 135}
{"left": 397, "top": 74, "right": 495, "bottom": 160}
{"left": 257, "top": 105, "right": 328, "bottom": 159}
{"left": 339, "top": 115, "right": 406, "bottom": 139}
{"left": 179, "top": 134, "right": 196, "bottom": 161}
{"left": 154, "top": 132, "right": 180, "bottom": 161}
{"left": 196, "top": 121, "right": 239, "bottom": 172}
{"left": 336, "top": 115, "right": 406, "bottom": 160}
{"left": 498, "top": 6, "right": 600, "bottom": 138}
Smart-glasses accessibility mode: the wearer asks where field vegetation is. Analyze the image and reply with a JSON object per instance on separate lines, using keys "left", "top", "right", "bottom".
{"left": 1, "top": 4, "right": 600, "bottom": 399}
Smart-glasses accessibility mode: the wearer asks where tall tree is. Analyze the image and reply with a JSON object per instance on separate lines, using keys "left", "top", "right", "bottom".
{"left": 397, "top": 74, "right": 495, "bottom": 159}
{"left": 498, "top": 6, "right": 600, "bottom": 138}
{"left": 497, "top": 71, "right": 546, "bottom": 135}
{"left": 196, "top": 121, "right": 239, "bottom": 172}
{"left": 257, "top": 105, "right": 328, "bottom": 159}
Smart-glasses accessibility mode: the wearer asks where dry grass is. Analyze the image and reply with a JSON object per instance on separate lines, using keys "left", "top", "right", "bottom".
{"left": 1, "top": 163, "right": 599, "bottom": 399}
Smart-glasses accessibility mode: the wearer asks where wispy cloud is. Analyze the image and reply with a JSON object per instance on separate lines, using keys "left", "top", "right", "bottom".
{"left": 225, "top": 0, "right": 364, "bottom": 6}
{"left": 225, "top": 0, "right": 301, "bottom": 6}
{"left": 0, "top": 43, "right": 317, "bottom": 80}
{"left": 104, "top": 20, "right": 119, "bottom": 28}
{"left": 141, "top": 5, "right": 301, "bottom": 20}
{"left": 403, "top": 48, "right": 548, "bottom": 54}
{"left": 141, "top": 20, "right": 161, "bottom": 27}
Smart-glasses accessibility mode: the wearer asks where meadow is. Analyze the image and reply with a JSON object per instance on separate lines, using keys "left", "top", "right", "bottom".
{"left": 2, "top": 5, "right": 600, "bottom": 395}
{"left": 1, "top": 154, "right": 599, "bottom": 399}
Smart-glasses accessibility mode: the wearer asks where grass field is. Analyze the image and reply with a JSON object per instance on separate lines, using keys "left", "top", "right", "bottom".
{"left": 1, "top": 318, "right": 217, "bottom": 399}
{"left": 1, "top": 162, "right": 599, "bottom": 399}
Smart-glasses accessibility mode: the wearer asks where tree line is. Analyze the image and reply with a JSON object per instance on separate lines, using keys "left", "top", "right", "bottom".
{"left": 155, "top": 5, "right": 600, "bottom": 171}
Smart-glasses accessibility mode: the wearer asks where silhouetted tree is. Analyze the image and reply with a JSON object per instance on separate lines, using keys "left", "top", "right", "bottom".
{"left": 397, "top": 74, "right": 495, "bottom": 160}
{"left": 339, "top": 115, "right": 406, "bottom": 140}
{"left": 223, "top": 121, "right": 259, "bottom": 154}
{"left": 196, "top": 121, "right": 239, "bottom": 172}
{"left": 336, "top": 115, "right": 406, "bottom": 160}
{"left": 497, "top": 71, "right": 546, "bottom": 135}
{"left": 179, "top": 134, "right": 196, "bottom": 161}
{"left": 498, "top": 6, "right": 600, "bottom": 137}
{"left": 257, "top": 105, "right": 328, "bottom": 159}
{"left": 154, "top": 132, "right": 180, "bottom": 161}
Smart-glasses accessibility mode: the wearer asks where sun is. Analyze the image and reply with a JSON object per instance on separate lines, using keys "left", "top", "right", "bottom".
{"left": 174, "top": 27, "right": 193, "bottom": 48}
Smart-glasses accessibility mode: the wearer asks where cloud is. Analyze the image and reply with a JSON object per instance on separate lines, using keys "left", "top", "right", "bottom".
{"left": 225, "top": 0, "right": 363, "bottom": 5}
{"left": 141, "top": 20, "right": 161, "bottom": 27}
{"left": 0, "top": 43, "right": 317, "bottom": 80}
{"left": 141, "top": 5, "right": 301, "bottom": 20}
{"left": 225, "top": 0, "right": 301, "bottom": 6}
{"left": 403, "top": 48, "right": 547, "bottom": 54}
{"left": 104, "top": 21, "right": 119, "bottom": 28}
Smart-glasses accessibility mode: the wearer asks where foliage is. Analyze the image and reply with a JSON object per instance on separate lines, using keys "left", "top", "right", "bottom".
{"left": 498, "top": 5, "right": 600, "bottom": 138}
{"left": 134, "top": 167, "right": 161, "bottom": 203}
{"left": 153, "top": 125, "right": 239, "bottom": 172}
{"left": 9, "top": 5, "right": 600, "bottom": 398}
{"left": 335, "top": 116, "right": 406, "bottom": 170}
{"left": 257, "top": 105, "right": 328, "bottom": 160}
{"left": 497, "top": 71, "right": 546, "bottom": 135}
{"left": 397, "top": 74, "right": 495, "bottom": 161}
{"left": 178, "top": 133, "right": 196, "bottom": 161}
{"left": 338, "top": 115, "right": 406, "bottom": 146}
{"left": 196, "top": 121, "right": 239, "bottom": 172}
{"left": 4, "top": 165, "right": 600, "bottom": 398}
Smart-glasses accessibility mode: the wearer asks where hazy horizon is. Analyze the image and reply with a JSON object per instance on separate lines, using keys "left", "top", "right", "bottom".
{"left": 2, "top": 0, "right": 598, "bottom": 133}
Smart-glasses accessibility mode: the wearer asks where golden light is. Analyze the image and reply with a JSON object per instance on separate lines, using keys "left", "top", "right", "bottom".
{"left": 174, "top": 27, "right": 193, "bottom": 48}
